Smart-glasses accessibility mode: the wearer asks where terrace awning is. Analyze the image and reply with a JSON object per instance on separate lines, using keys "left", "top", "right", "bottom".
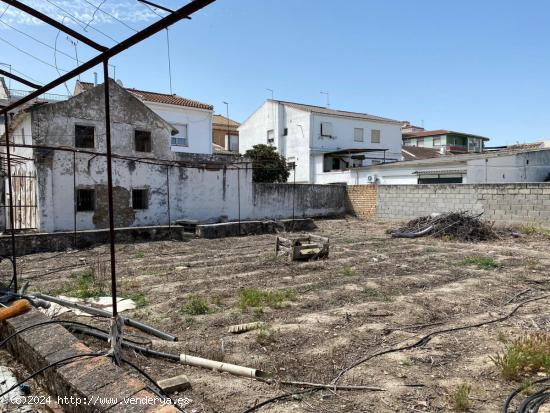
{"left": 413, "top": 169, "right": 467, "bottom": 176}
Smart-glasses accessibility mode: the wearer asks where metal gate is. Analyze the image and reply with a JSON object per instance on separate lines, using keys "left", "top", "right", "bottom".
{"left": 9, "top": 167, "right": 37, "bottom": 230}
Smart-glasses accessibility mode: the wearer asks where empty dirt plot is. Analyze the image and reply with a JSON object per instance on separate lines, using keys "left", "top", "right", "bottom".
{"left": 15, "top": 218, "right": 550, "bottom": 412}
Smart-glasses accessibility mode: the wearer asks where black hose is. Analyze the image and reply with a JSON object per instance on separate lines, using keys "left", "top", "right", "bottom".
{"left": 0, "top": 352, "right": 106, "bottom": 399}
{"left": 503, "top": 378, "right": 550, "bottom": 413}
{"left": 66, "top": 324, "right": 180, "bottom": 361}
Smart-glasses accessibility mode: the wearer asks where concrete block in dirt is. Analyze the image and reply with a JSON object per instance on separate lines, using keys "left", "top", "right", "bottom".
{"left": 196, "top": 219, "right": 316, "bottom": 239}
{"left": 157, "top": 375, "right": 192, "bottom": 393}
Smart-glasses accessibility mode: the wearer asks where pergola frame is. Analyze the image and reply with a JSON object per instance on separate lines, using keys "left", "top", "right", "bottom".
{"left": 0, "top": 0, "right": 216, "bottom": 321}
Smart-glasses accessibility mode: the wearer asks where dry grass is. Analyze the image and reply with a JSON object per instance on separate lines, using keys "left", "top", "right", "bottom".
{"left": 491, "top": 332, "right": 550, "bottom": 381}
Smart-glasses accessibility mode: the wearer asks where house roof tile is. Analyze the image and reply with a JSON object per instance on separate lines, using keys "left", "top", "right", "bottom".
{"left": 270, "top": 100, "right": 401, "bottom": 124}
{"left": 76, "top": 81, "right": 213, "bottom": 110}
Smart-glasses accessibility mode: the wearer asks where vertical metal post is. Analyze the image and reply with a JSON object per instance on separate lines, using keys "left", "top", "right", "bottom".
{"left": 292, "top": 163, "right": 296, "bottom": 226}
{"left": 73, "top": 151, "right": 77, "bottom": 248}
{"left": 3, "top": 113, "right": 17, "bottom": 291}
{"left": 103, "top": 60, "right": 118, "bottom": 318}
{"left": 166, "top": 165, "right": 171, "bottom": 231}
{"left": 237, "top": 166, "right": 241, "bottom": 236}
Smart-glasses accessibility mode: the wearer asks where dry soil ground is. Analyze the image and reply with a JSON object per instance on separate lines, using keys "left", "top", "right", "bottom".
{"left": 7, "top": 218, "right": 550, "bottom": 412}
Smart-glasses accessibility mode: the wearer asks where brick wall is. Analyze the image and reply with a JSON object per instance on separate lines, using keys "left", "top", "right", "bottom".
{"left": 345, "top": 185, "right": 378, "bottom": 219}
{"left": 377, "top": 183, "right": 550, "bottom": 227}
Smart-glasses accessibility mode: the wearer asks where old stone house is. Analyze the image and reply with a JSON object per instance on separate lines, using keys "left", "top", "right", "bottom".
{"left": 2, "top": 80, "right": 250, "bottom": 233}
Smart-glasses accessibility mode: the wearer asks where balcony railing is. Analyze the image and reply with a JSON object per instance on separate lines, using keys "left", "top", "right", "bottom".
{"left": 9, "top": 89, "right": 69, "bottom": 102}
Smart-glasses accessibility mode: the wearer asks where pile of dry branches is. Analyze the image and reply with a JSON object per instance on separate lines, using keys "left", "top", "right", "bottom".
{"left": 390, "top": 211, "right": 498, "bottom": 241}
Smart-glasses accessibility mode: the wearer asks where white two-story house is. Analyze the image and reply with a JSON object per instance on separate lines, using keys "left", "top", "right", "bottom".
{"left": 239, "top": 100, "right": 402, "bottom": 184}
{"left": 75, "top": 81, "right": 213, "bottom": 155}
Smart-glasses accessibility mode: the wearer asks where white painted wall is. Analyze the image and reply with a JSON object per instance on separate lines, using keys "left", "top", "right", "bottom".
{"left": 145, "top": 102, "right": 213, "bottom": 155}
{"left": 239, "top": 101, "right": 402, "bottom": 184}
{"left": 467, "top": 151, "right": 550, "bottom": 183}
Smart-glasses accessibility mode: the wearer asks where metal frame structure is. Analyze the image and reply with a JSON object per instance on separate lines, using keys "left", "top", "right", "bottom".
{"left": 0, "top": 0, "right": 216, "bottom": 355}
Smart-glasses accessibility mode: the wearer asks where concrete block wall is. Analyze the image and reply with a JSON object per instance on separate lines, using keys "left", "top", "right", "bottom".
{"left": 376, "top": 183, "right": 550, "bottom": 227}
{"left": 250, "top": 183, "right": 347, "bottom": 220}
{"left": 345, "top": 185, "right": 378, "bottom": 219}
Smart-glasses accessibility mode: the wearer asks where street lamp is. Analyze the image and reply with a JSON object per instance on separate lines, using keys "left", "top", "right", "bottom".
{"left": 223, "top": 101, "right": 230, "bottom": 150}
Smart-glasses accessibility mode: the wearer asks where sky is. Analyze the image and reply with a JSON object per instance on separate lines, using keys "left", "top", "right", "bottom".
{"left": 1, "top": 0, "right": 550, "bottom": 146}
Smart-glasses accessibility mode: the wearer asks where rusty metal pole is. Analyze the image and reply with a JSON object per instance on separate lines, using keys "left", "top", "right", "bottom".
{"left": 237, "top": 166, "right": 241, "bottom": 236}
{"left": 73, "top": 151, "right": 77, "bottom": 248}
{"left": 102, "top": 60, "right": 118, "bottom": 318}
{"left": 166, "top": 165, "right": 171, "bottom": 232}
{"left": 3, "top": 112, "right": 17, "bottom": 291}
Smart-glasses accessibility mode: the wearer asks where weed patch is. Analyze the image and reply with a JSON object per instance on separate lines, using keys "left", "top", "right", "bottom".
{"left": 452, "top": 383, "right": 471, "bottom": 411}
{"left": 182, "top": 295, "right": 210, "bottom": 316}
{"left": 59, "top": 269, "right": 107, "bottom": 299}
{"left": 461, "top": 256, "right": 501, "bottom": 269}
{"left": 238, "top": 288, "right": 297, "bottom": 311}
{"left": 491, "top": 332, "right": 550, "bottom": 381}
{"left": 125, "top": 292, "right": 148, "bottom": 309}
{"left": 341, "top": 265, "right": 357, "bottom": 277}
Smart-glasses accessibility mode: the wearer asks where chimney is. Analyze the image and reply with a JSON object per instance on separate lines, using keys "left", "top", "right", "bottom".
{"left": 93, "top": 72, "right": 98, "bottom": 86}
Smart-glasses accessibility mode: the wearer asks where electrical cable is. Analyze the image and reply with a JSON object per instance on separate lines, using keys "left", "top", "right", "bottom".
{"left": 0, "top": 319, "right": 153, "bottom": 349}
{"left": 166, "top": 28, "right": 172, "bottom": 94}
{"left": 0, "top": 35, "right": 71, "bottom": 73}
{"left": 503, "top": 377, "right": 550, "bottom": 413}
{"left": 331, "top": 294, "right": 550, "bottom": 385}
{"left": 242, "top": 388, "right": 319, "bottom": 413}
{"left": 0, "top": 17, "right": 81, "bottom": 66}
{"left": 83, "top": 0, "right": 107, "bottom": 31}
{"left": 120, "top": 357, "right": 185, "bottom": 413}
{"left": 43, "top": 0, "right": 118, "bottom": 43}
{"left": 0, "top": 352, "right": 106, "bottom": 399}
{"left": 82, "top": 0, "right": 138, "bottom": 33}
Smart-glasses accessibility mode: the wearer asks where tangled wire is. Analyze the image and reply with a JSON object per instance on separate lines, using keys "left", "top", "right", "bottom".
{"left": 390, "top": 211, "right": 498, "bottom": 242}
{"left": 503, "top": 377, "right": 550, "bottom": 413}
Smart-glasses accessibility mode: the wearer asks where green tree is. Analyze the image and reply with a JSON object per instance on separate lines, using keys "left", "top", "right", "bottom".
{"left": 245, "top": 144, "right": 290, "bottom": 183}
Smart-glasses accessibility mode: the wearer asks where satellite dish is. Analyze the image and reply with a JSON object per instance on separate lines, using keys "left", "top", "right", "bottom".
{"left": 116, "top": 79, "right": 124, "bottom": 87}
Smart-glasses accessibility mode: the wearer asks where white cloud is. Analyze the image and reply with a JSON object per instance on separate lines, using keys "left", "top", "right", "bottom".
{"left": 0, "top": 1, "right": 167, "bottom": 27}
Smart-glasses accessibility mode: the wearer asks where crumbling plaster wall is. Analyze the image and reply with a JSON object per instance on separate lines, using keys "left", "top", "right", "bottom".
{"left": 28, "top": 81, "right": 254, "bottom": 232}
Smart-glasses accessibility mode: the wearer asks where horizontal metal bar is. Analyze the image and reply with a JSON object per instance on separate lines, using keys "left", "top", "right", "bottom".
{"left": 138, "top": 0, "right": 175, "bottom": 13}
{"left": 2, "top": 1, "right": 107, "bottom": 52}
{"left": 0, "top": 0, "right": 216, "bottom": 114}
{"left": 0, "top": 0, "right": 107, "bottom": 51}
{"left": 0, "top": 68, "right": 41, "bottom": 89}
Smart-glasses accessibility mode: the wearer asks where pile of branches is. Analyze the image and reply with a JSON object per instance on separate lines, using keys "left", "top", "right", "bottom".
{"left": 390, "top": 211, "right": 498, "bottom": 242}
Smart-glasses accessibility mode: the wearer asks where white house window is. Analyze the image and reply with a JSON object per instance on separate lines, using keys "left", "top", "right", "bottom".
{"left": 354, "top": 128, "right": 364, "bottom": 142}
{"left": 171, "top": 124, "right": 188, "bottom": 147}
{"left": 371, "top": 129, "right": 381, "bottom": 144}
{"left": 267, "top": 129, "right": 275, "bottom": 144}
{"left": 321, "top": 122, "right": 333, "bottom": 137}
{"left": 433, "top": 137, "right": 441, "bottom": 147}
{"left": 417, "top": 137, "right": 425, "bottom": 147}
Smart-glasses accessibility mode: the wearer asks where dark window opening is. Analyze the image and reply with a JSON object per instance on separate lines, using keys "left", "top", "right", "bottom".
{"left": 132, "top": 189, "right": 148, "bottom": 210}
{"left": 134, "top": 130, "right": 152, "bottom": 152}
{"left": 418, "top": 176, "right": 463, "bottom": 184}
{"left": 75, "top": 125, "right": 95, "bottom": 148}
{"left": 283, "top": 128, "right": 288, "bottom": 136}
{"left": 77, "top": 189, "right": 95, "bottom": 211}
{"left": 287, "top": 161, "right": 296, "bottom": 170}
